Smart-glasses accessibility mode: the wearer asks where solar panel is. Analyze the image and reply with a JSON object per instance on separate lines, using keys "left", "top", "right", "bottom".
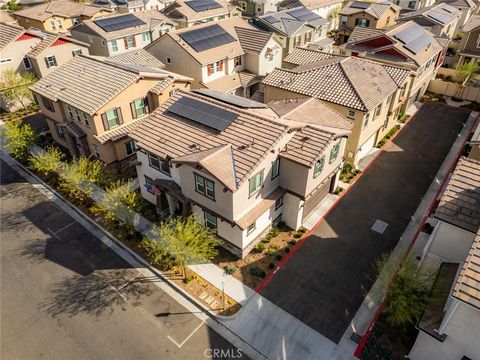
{"left": 185, "top": 0, "right": 222, "bottom": 12}
{"left": 426, "top": 10, "right": 451, "bottom": 25}
{"left": 94, "top": 14, "right": 145, "bottom": 32}
{"left": 394, "top": 22, "right": 424, "bottom": 44}
{"left": 167, "top": 96, "right": 238, "bottom": 131}
{"left": 350, "top": 1, "right": 370, "bottom": 9}
{"left": 264, "top": 15, "right": 280, "bottom": 24}
{"left": 404, "top": 36, "right": 432, "bottom": 54}
{"left": 179, "top": 24, "right": 235, "bottom": 52}
{"left": 287, "top": 7, "right": 320, "bottom": 22}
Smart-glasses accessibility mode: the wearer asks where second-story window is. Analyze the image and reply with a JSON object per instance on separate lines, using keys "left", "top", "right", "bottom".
{"left": 374, "top": 103, "right": 382, "bottom": 118}
{"left": 74, "top": 108, "right": 81, "bottom": 122}
{"left": 234, "top": 56, "right": 242, "bottom": 66}
{"left": 50, "top": 20, "right": 55, "bottom": 30}
{"left": 125, "top": 140, "right": 137, "bottom": 156}
{"left": 204, "top": 211, "right": 217, "bottom": 231}
{"left": 111, "top": 39, "right": 119, "bottom": 53}
{"left": 124, "top": 35, "right": 136, "bottom": 49}
{"left": 272, "top": 158, "right": 280, "bottom": 179}
{"left": 101, "top": 107, "right": 123, "bottom": 130}
{"left": 148, "top": 152, "right": 170, "bottom": 175}
{"left": 207, "top": 60, "right": 224, "bottom": 76}
{"left": 347, "top": 109, "right": 355, "bottom": 118}
{"left": 408, "top": 0, "right": 416, "bottom": 9}
{"left": 142, "top": 32, "right": 151, "bottom": 43}
{"left": 249, "top": 170, "right": 264, "bottom": 196}
{"left": 293, "top": 34, "right": 302, "bottom": 48}
{"left": 67, "top": 105, "right": 74, "bottom": 119}
{"left": 42, "top": 96, "right": 55, "bottom": 112}
{"left": 72, "top": 49, "right": 82, "bottom": 57}
{"left": 356, "top": 18, "right": 370, "bottom": 27}
{"left": 329, "top": 143, "right": 340, "bottom": 164}
{"left": 275, "top": 195, "right": 283, "bottom": 210}
{"left": 22, "top": 57, "right": 31, "bottom": 70}
{"left": 195, "top": 174, "right": 215, "bottom": 200}
{"left": 57, "top": 20, "right": 63, "bottom": 30}
{"left": 82, "top": 112, "right": 90, "bottom": 127}
{"left": 341, "top": 16, "right": 348, "bottom": 27}
{"left": 44, "top": 55, "right": 57, "bottom": 68}
{"left": 72, "top": 17, "right": 79, "bottom": 25}
{"left": 313, "top": 156, "right": 325, "bottom": 177}
{"left": 363, "top": 113, "right": 370, "bottom": 128}
{"left": 304, "top": 31, "right": 312, "bottom": 44}
{"left": 130, "top": 97, "right": 149, "bottom": 118}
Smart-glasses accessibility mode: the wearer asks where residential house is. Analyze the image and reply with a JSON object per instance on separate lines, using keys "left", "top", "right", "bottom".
{"left": 254, "top": 6, "right": 331, "bottom": 57}
{"left": 455, "top": 14, "right": 480, "bottom": 64}
{"left": 70, "top": 11, "right": 175, "bottom": 57}
{"left": 13, "top": 0, "right": 112, "bottom": 34}
{"left": 232, "top": 0, "right": 283, "bottom": 16}
{"left": 162, "top": 0, "right": 241, "bottom": 28}
{"left": 92, "top": 0, "right": 174, "bottom": 13}
{"left": 0, "top": 10, "right": 16, "bottom": 24}
{"left": 277, "top": 0, "right": 345, "bottom": 30}
{"left": 337, "top": 0, "right": 401, "bottom": 44}
{"left": 391, "top": 0, "right": 436, "bottom": 11}
{"left": 408, "top": 156, "right": 480, "bottom": 360}
{"left": 437, "top": 0, "right": 478, "bottom": 33}
{"left": 341, "top": 21, "right": 447, "bottom": 108}
{"left": 129, "top": 89, "right": 352, "bottom": 257}
{"left": 263, "top": 49, "right": 413, "bottom": 164}
{"left": 146, "top": 17, "right": 283, "bottom": 97}
{"left": 29, "top": 52, "right": 192, "bottom": 169}
{"left": 398, "top": 3, "right": 461, "bottom": 38}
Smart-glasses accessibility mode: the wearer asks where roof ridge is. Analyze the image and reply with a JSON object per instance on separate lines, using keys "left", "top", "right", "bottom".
{"left": 338, "top": 59, "right": 368, "bottom": 111}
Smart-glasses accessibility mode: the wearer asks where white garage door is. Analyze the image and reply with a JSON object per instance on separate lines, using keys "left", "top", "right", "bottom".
{"left": 356, "top": 131, "right": 378, "bottom": 162}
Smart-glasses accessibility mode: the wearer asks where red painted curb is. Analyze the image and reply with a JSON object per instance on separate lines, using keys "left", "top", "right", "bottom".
{"left": 255, "top": 106, "right": 419, "bottom": 293}
{"left": 353, "top": 110, "right": 479, "bottom": 358}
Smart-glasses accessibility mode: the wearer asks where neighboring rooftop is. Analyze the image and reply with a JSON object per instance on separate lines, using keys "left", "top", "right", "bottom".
{"left": 0, "top": 22, "right": 27, "bottom": 51}
{"left": 435, "top": 157, "right": 480, "bottom": 233}
{"left": 283, "top": 47, "right": 336, "bottom": 66}
{"left": 339, "top": 0, "right": 400, "bottom": 19}
{"left": 255, "top": 6, "right": 328, "bottom": 36}
{"left": 163, "top": 0, "right": 232, "bottom": 23}
{"left": 26, "top": 32, "right": 89, "bottom": 58}
{"left": 399, "top": 3, "right": 461, "bottom": 27}
{"left": 453, "top": 229, "right": 480, "bottom": 309}
{"left": 108, "top": 48, "right": 165, "bottom": 68}
{"left": 462, "top": 14, "right": 480, "bottom": 32}
{"left": 263, "top": 53, "right": 410, "bottom": 111}
{"left": 437, "top": 0, "right": 476, "bottom": 9}
{"left": 14, "top": 0, "right": 110, "bottom": 21}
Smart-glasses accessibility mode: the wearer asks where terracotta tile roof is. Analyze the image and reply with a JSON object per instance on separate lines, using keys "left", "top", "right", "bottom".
{"left": 435, "top": 157, "right": 480, "bottom": 233}
{"left": 149, "top": 77, "right": 176, "bottom": 95}
{"left": 164, "top": 0, "right": 231, "bottom": 22}
{"left": 462, "top": 14, "right": 480, "bottom": 32}
{"left": 453, "top": 229, "right": 480, "bottom": 309}
{"left": 26, "top": 33, "right": 89, "bottom": 58}
{"left": 399, "top": 3, "right": 461, "bottom": 26}
{"left": 439, "top": 0, "right": 476, "bottom": 9}
{"left": 0, "top": 22, "right": 25, "bottom": 51}
{"left": 70, "top": 11, "right": 173, "bottom": 41}
{"left": 283, "top": 47, "right": 336, "bottom": 66}
{"left": 236, "top": 187, "right": 286, "bottom": 229}
{"left": 347, "top": 27, "right": 384, "bottom": 43}
{"left": 95, "top": 119, "right": 141, "bottom": 144}
{"left": 202, "top": 71, "right": 261, "bottom": 92}
{"left": 263, "top": 55, "right": 403, "bottom": 111}
{"left": 235, "top": 26, "right": 272, "bottom": 53}
{"left": 108, "top": 49, "right": 165, "bottom": 69}
{"left": 0, "top": 12, "right": 16, "bottom": 24}
{"left": 250, "top": 90, "right": 264, "bottom": 103}
{"left": 14, "top": 0, "right": 110, "bottom": 21}
{"left": 130, "top": 90, "right": 290, "bottom": 188}
{"left": 340, "top": 0, "right": 400, "bottom": 19}
{"left": 298, "top": 0, "right": 344, "bottom": 10}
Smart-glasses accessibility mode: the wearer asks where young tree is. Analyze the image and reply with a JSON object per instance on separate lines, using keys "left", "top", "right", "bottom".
{"left": 0, "top": 70, "right": 37, "bottom": 110}
{"left": 454, "top": 61, "right": 480, "bottom": 87}
{"left": 143, "top": 216, "right": 220, "bottom": 277}
{"left": 29, "top": 146, "right": 65, "bottom": 179}
{"left": 2, "top": 120, "right": 36, "bottom": 159}
{"left": 5, "top": 0, "right": 21, "bottom": 11}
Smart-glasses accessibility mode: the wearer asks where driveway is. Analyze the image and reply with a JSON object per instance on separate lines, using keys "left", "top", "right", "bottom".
{"left": 259, "top": 102, "right": 470, "bottom": 343}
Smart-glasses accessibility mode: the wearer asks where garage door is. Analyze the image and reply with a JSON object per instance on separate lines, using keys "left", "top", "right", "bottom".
{"left": 303, "top": 177, "right": 332, "bottom": 221}
{"left": 356, "top": 131, "right": 378, "bottom": 162}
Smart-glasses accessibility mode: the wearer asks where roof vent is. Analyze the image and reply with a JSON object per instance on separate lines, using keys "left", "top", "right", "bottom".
{"left": 189, "top": 143, "right": 200, "bottom": 151}
{"left": 238, "top": 144, "right": 247, "bottom": 150}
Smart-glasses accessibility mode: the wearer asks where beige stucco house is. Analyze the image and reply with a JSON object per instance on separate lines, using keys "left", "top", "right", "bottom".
{"left": 337, "top": 0, "right": 401, "bottom": 44}
{"left": 92, "top": 0, "right": 174, "bottom": 13}
{"left": 14, "top": 0, "right": 112, "bottom": 34}
{"left": 409, "top": 156, "right": 480, "bottom": 360}
{"left": 146, "top": 16, "right": 283, "bottom": 97}
{"left": 469, "top": 120, "right": 480, "bottom": 160}
{"left": 263, "top": 48, "right": 412, "bottom": 165}
{"left": 29, "top": 52, "right": 191, "bottom": 169}
{"left": 456, "top": 14, "right": 480, "bottom": 64}
{"left": 130, "top": 89, "right": 352, "bottom": 257}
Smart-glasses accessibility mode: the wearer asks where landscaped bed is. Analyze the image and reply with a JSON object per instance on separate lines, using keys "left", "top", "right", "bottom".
{"left": 215, "top": 224, "right": 307, "bottom": 289}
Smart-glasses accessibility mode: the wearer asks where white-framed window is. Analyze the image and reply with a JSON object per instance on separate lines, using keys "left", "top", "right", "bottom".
{"left": 204, "top": 211, "right": 217, "bottom": 231}
{"left": 57, "top": 20, "right": 63, "bottom": 29}
{"left": 304, "top": 31, "right": 312, "bottom": 44}
{"left": 92, "top": 144, "right": 100, "bottom": 158}
{"left": 72, "top": 49, "right": 82, "bottom": 57}
{"left": 50, "top": 20, "right": 56, "bottom": 30}
{"left": 207, "top": 60, "right": 224, "bottom": 76}
{"left": 247, "top": 222, "right": 256, "bottom": 235}
{"left": 275, "top": 195, "right": 283, "bottom": 210}
{"left": 293, "top": 34, "right": 302, "bottom": 48}
{"left": 111, "top": 39, "right": 119, "bottom": 53}
{"left": 148, "top": 152, "right": 170, "bottom": 175}
{"left": 374, "top": 104, "right": 382, "bottom": 118}
{"left": 341, "top": 16, "right": 348, "bottom": 27}
{"left": 329, "top": 143, "right": 340, "bottom": 164}
{"left": 272, "top": 158, "right": 280, "bottom": 179}
{"left": 44, "top": 55, "right": 57, "bottom": 68}
{"left": 125, "top": 35, "right": 135, "bottom": 49}
{"left": 408, "top": 0, "right": 416, "bottom": 9}
{"left": 22, "top": 57, "right": 32, "bottom": 69}
{"left": 82, "top": 112, "right": 90, "bottom": 127}
{"left": 67, "top": 105, "right": 74, "bottom": 119}
{"left": 125, "top": 140, "right": 137, "bottom": 156}
{"left": 356, "top": 18, "right": 369, "bottom": 27}
{"left": 313, "top": 156, "right": 325, "bottom": 177}
{"left": 234, "top": 56, "right": 242, "bottom": 67}
{"left": 195, "top": 173, "right": 215, "bottom": 200}
{"left": 347, "top": 109, "right": 355, "bottom": 118}
{"left": 249, "top": 170, "right": 264, "bottom": 196}
{"left": 42, "top": 96, "right": 55, "bottom": 112}
{"left": 363, "top": 113, "right": 370, "bottom": 128}
{"left": 267, "top": 52, "right": 274, "bottom": 62}
{"left": 0, "top": 58, "right": 13, "bottom": 64}
{"left": 142, "top": 32, "right": 151, "bottom": 43}
{"left": 166, "top": 56, "right": 172, "bottom": 64}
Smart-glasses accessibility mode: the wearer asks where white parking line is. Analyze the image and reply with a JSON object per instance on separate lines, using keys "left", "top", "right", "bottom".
{"left": 167, "top": 319, "right": 206, "bottom": 348}
{"left": 52, "top": 221, "right": 76, "bottom": 235}
{"left": 109, "top": 285, "right": 127, "bottom": 301}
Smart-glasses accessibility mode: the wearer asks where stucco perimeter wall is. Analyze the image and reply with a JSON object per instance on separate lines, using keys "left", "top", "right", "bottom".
{"left": 428, "top": 79, "right": 480, "bottom": 102}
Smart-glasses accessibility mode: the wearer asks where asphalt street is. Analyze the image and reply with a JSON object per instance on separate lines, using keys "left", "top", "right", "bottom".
{"left": 0, "top": 159, "right": 246, "bottom": 360}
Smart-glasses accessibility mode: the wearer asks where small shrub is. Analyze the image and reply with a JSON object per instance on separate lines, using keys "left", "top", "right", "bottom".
{"left": 285, "top": 248, "right": 290, "bottom": 254}
{"left": 223, "top": 265, "right": 237, "bottom": 275}
{"left": 334, "top": 186, "right": 344, "bottom": 195}
{"left": 293, "top": 232, "right": 302, "bottom": 239}
{"left": 268, "top": 263, "right": 275, "bottom": 269}
{"left": 183, "top": 276, "right": 194, "bottom": 284}
{"left": 297, "top": 227, "right": 307, "bottom": 234}
{"left": 266, "top": 246, "right": 278, "bottom": 256}
{"left": 289, "top": 239, "right": 297, "bottom": 245}
{"left": 340, "top": 161, "right": 355, "bottom": 181}
{"left": 2, "top": 120, "right": 36, "bottom": 159}
{"left": 276, "top": 254, "right": 282, "bottom": 261}
{"left": 256, "top": 243, "right": 265, "bottom": 252}
{"left": 250, "top": 266, "right": 265, "bottom": 278}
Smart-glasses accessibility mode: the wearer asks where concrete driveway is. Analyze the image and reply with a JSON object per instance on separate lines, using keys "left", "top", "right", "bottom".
{"left": 259, "top": 102, "right": 470, "bottom": 343}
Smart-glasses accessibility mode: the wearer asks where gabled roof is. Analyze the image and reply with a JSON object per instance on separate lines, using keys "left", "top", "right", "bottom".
{"left": 108, "top": 48, "right": 165, "bottom": 68}
{"left": 283, "top": 47, "right": 336, "bottom": 66}
{"left": 0, "top": 22, "right": 27, "bottom": 51}
{"left": 70, "top": 11, "right": 173, "bottom": 41}
{"left": 14, "top": 0, "right": 110, "bottom": 21}
{"left": 163, "top": 0, "right": 231, "bottom": 22}
{"left": 462, "top": 14, "right": 480, "bottom": 32}
{"left": 30, "top": 55, "right": 190, "bottom": 115}
{"left": 298, "top": 0, "right": 344, "bottom": 10}
{"left": 438, "top": 0, "right": 476, "bottom": 9}
{"left": 26, "top": 33, "right": 89, "bottom": 58}
{"left": 399, "top": 3, "right": 461, "bottom": 27}
{"left": 339, "top": 0, "right": 400, "bottom": 19}
{"left": 435, "top": 157, "right": 480, "bottom": 233}
{"left": 256, "top": 6, "right": 327, "bottom": 36}
{"left": 235, "top": 26, "right": 273, "bottom": 53}
{"left": 264, "top": 52, "right": 409, "bottom": 111}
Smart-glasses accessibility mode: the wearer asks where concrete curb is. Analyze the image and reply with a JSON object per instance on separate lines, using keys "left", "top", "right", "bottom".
{"left": 0, "top": 149, "right": 268, "bottom": 360}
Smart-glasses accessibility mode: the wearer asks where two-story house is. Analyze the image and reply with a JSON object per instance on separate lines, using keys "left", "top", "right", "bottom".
{"left": 29, "top": 52, "right": 192, "bottom": 169}
{"left": 146, "top": 16, "right": 283, "bottom": 97}
{"left": 254, "top": 6, "right": 330, "bottom": 57}
{"left": 437, "top": 0, "right": 478, "bottom": 34}
{"left": 13, "top": 0, "right": 112, "bottom": 34}
{"left": 70, "top": 11, "right": 175, "bottom": 57}
{"left": 392, "top": 0, "right": 436, "bottom": 11}
{"left": 92, "top": 0, "right": 174, "bottom": 13}
{"left": 399, "top": 3, "right": 461, "bottom": 38}
{"left": 233, "top": 0, "right": 283, "bottom": 16}
{"left": 162, "top": 0, "right": 241, "bottom": 29}
{"left": 278, "top": 0, "right": 345, "bottom": 30}
{"left": 455, "top": 14, "right": 480, "bottom": 64}
{"left": 337, "top": 0, "right": 401, "bottom": 44}
{"left": 341, "top": 21, "right": 446, "bottom": 108}
{"left": 263, "top": 50, "right": 413, "bottom": 165}
{"left": 129, "top": 89, "right": 352, "bottom": 257}
{"left": 408, "top": 156, "right": 480, "bottom": 360}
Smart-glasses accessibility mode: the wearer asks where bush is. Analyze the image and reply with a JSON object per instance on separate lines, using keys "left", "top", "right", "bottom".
{"left": 29, "top": 146, "right": 65, "bottom": 177}
{"left": 266, "top": 246, "right": 278, "bottom": 255}
{"left": 293, "top": 232, "right": 302, "bottom": 239}
{"left": 285, "top": 247, "right": 290, "bottom": 253}
{"left": 289, "top": 239, "right": 297, "bottom": 245}
{"left": 250, "top": 266, "right": 265, "bottom": 278}
{"left": 183, "top": 275, "right": 194, "bottom": 284}
{"left": 2, "top": 120, "right": 36, "bottom": 159}
{"left": 276, "top": 254, "right": 282, "bottom": 261}
{"left": 334, "top": 186, "right": 344, "bottom": 195}
{"left": 256, "top": 243, "right": 265, "bottom": 252}
{"left": 268, "top": 262, "right": 275, "bottom": 269}
{"left": 297, "top": 227, "right": 307, "bottom": 234}
{"left": 224, "top": 265, "right": 237, "bottom": 275}
{"left": 340, "top": 161, "right": 355, "bottom": 181}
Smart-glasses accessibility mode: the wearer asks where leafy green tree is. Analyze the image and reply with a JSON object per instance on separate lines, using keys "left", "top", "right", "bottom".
{"left": 29, "top": 146, "right": 65, "bottom": 179}
{"left": 454, "top": 61, "right": 480, "bottom": 86}
{"left": 5, "top": 0, "right": 21, "bottom": 11}
{"left": 2, "top": 120, "right": 36, "bottom": 159}
{"left": 0, "top": 70, "right": 37, "bottom": 110}
{"left": 143, "top": 216, "right": 220, "bottom": 277}
{"left": 376, "top": 254, "right": 435, "bottom": 326}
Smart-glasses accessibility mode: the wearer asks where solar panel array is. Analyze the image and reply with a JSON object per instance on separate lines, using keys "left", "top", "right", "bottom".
{"left": 426, "top": 10, "right": 451, "bottom": 25}
{"left": 179, "top": 24, "right": 235, "bottom": 52}
{"left": 404, "top": 36, "right": 432, "bottom": 55}
{"left": 287, "top": 7, "right": 320, "bottom": 22}
{"left": 167, "top": 96, "right": 238, "bottom": 131}
{"left": 350, "top": 1, "right": 370, "bottom": 9}
{"left": 394, "top": 23, "right": 432, "bottom": 55}
{"left": 264, "top": 15, "right": 280, "bottom": 24}
{"left": 94, "top": 14, "right": 145, "bottom": 32}
{"left": 185, "top": 0, "right": 222, "bottom": 12}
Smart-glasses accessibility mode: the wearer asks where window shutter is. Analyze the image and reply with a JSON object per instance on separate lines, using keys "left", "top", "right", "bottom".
{"left": 116, "top": 108, "right": 123, "bottom": 124}
{"left": 130, "top": 102, "right": 137, "bottom": 119}
{"left": 207, "top": 64, "right": 212, "bottom": 76}
{"left": 52, "top": 56, "right": 57, "bottom": 66}
{"left": 355, "top": 18, "right": 359, "bottom": 26}
{"left": 44, "top": 57, "right": 50, "bottom": 68}
{"left": 132, "top": 36, "right": 136, "bottom": 47}
{"left": 366, "top": 20, "right": 370, "bottom": 27}
{"left": 124, "top": 38, "right": 128, "bottom": 48}
{"left": 219, "top": 60, "right": 223, "bottom": 71}
{"left": 144, "top": 96, "right": 149, "bottom": 113}
{"left": 101, "top": 113, "right": 109, "bottom": 131}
